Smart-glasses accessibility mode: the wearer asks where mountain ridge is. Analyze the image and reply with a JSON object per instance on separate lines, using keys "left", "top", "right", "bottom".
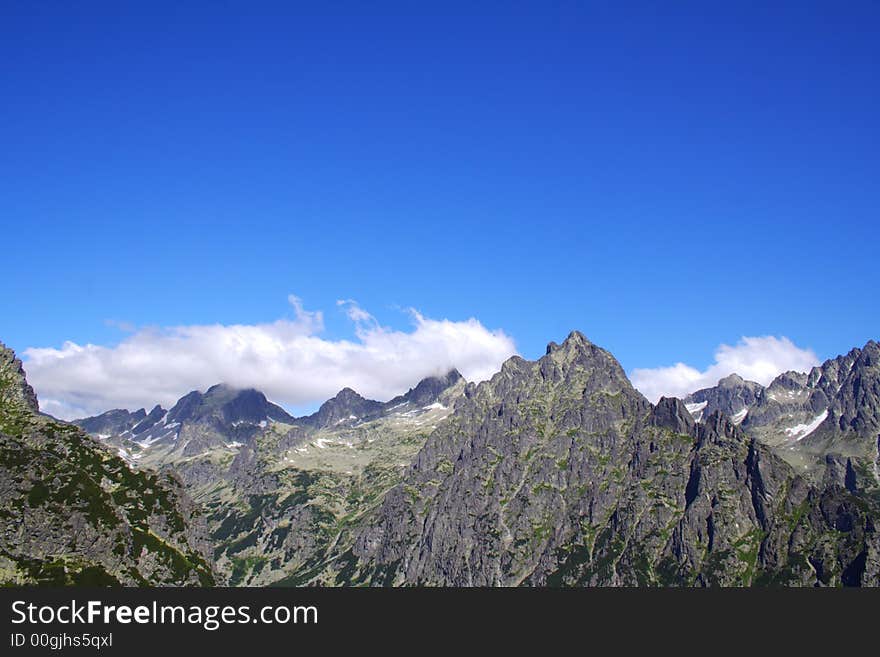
{"left": 6, "top": 332, "right": 880, "bottom": 586}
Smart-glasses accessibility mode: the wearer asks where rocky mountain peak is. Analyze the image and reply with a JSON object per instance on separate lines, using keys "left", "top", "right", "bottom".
{"left": 650, "top": 396, "right": 697, "bottom": 434}
{"left": 131, "top": 404, "right": 167, "bottom": 434}
{"left": 536, "top": 331, "right": 636, "bottom": 400}
{"left": 718, "top": 373, "right": 745, "bottom": 388}
{"left": 768, "top": 371, "right": 809, "bottom": 391}
{"left": 394, "top": 369, "right": 463, "bottom": 407}
{"left": 334, "top": 387, "right": 364, "bottom": 402}
{"left": 304, "top": 386, "right": 384, "bottom": 428}
{"left": 0, "top": 342, "right": 39, "bottom": 414}
{"left": 858, "top": 340, "right": 879, "bottom": 365}
{"left": 683, "top": 372, "right": 763, "bottom": 423}
{"left": 545, "top": 330, "right": 592, "bottom": 355}
{"left": 166, "top": 384, "right": 294, "bottom": 426}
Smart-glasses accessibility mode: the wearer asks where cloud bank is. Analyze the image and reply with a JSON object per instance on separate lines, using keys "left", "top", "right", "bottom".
{"left": 629, "top": 336, "right": 820, "bottom": 403}
{"left": 24, "top": 296, "right": 517, "bottom": 419}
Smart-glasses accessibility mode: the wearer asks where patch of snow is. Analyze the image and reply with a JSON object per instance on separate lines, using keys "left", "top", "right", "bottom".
{"left": 784, "top": 410, "right": 828, "bottom": 441}
{"left": 422, "top": 402, "right": 446, "bottom": 411}
{"left": 116, "top": 448, "right": 143, "bottom": 464}
{"left": 685, "top": 401, "right": 707, "bottom": 420}
{"left": 731, "top": 407, "right": 749, "bottom": 425}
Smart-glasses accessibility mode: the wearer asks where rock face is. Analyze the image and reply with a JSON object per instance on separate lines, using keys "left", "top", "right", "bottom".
{"left": 0, "top": 344, "right": 214, "bottom": 586}
{"left": 335, "top": 333, "right": 880, "bottom": 586}
{"left": 0, "top": 342, "right": 39, "bottom": 413}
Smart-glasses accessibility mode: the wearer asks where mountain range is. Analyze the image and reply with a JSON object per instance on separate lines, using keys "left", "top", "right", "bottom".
{"left": 2, "top": 332, "right": 878, "bottom": 586}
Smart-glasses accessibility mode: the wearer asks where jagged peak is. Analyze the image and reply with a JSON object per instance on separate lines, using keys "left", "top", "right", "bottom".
{"left": 650, "top": 397, "right": 697, "bottom": 434}
{"left": 205, "top": 382, "right": 265, "bottom": 398}
{"left": 391, "top": 369, "right": 464, "bottom": 407}
{"left": 768, "top": 370, "right": 808, "bottom": 390}
{"left": 201, "top": 384, "right": 278, "bottom": 408}
{"left": 718, "top": 373, "right": 744, "bottom": 387}
{"left": 540, "top": 331, "right": 630, "bottom": 387}
{"left": 500, "top": 354, "right": 529, "bottom": 371}
{"left": 697, "top": 409, "right": 747, "bottom": 447}
{"left": 333, "top": 387, "right": 366, "bottom": 401}
{"left": 858, "top": 339, "right": 879, "bottom": 363}
{"left": 417, "top": 369, "right": 463, "bottom": 388}
{"left": 545, "top": 330, "right": 593, "bottom": 355}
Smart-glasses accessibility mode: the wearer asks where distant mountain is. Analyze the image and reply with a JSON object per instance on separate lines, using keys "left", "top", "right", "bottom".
{"left": 0, "top": 343, "right": 214, "bottom": 585}
{"left": 683, "top": 374, "right": 763, "bottom": 423}
{"left": 301, "top": 388, "right": 385, "bottom": 429}
{"left": 74, "top": 368, "right": 467, "bottom": 585}
{"left": 386, "top": 369, "right": 464, "bottom": 408}
{"left": 75, "top": 384, "right": 297, "bottom": 459}
{"left": 681, "top": 341, "right": 880, "bottom": 472}
{"left": 301, "top": 370, "right": 465, "bottom": 430}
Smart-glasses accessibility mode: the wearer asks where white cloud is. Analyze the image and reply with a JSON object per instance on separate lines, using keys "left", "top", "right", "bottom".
{"left": 23, "top": 296, "right": 517, "bottom": 420}
{"left": 336, "top": 299, "right": 378, "bottom": 328}
{"left": 629, "top": 336, "right": 820, "bottom": 403}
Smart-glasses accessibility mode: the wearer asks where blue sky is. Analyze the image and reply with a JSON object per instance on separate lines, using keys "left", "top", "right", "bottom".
{"left": 2, "top": 2, "right": 878, "bottom": 416}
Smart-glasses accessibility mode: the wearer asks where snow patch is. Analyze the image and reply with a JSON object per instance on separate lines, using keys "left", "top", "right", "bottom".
{"left": 731, "top": 407, "right": 749, "bottom": 425}
{"left": 784, "top": 410, "right": 828, "bottom": 441}
{"left": 685, "top": 401, "right": 707, "bottom": 420}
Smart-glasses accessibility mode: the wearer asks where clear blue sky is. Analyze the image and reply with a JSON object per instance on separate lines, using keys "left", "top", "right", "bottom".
{"left": 2, "top": 1, "right": 878, "bottom": 377}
